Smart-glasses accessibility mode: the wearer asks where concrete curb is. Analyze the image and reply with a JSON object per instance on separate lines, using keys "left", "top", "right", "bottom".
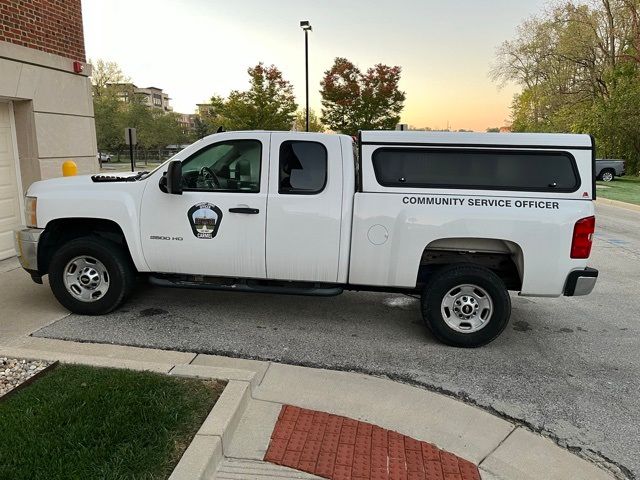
{"left": 195, "top": 381, "right": 251, "bottom": 452}
{"left": 170, "top": 364, "right": 258, "bottom": 391}
{"left": 596, "top": 197, "right": 640, "bottom": 212}
{"left": 0, "top": 347, "right": 174, "bottom": 373}
{"left": 479, "top": 427, "right": 617, "bottom": 480}
{"left": 168, "top": 436, "right": 222, "bottom": 480}
{"left": 168, "top": 376, "right": 252, "bottom": 480}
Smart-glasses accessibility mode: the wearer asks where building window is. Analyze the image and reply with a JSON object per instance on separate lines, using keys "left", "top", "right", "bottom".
{"left": 278, "top": 141, "right": 327, "bottom": 194}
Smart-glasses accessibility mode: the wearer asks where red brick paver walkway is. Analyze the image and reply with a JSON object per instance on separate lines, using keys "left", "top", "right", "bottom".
{"left": 264, "top": 405, "right": 481, "bottom": 480}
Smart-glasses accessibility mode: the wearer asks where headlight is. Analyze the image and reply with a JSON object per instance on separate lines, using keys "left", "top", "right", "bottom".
{"left": 25, "top": 196, "right": 37, "bottom": 228}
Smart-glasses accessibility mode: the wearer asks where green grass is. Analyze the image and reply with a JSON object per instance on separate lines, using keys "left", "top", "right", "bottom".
{"left": 596, "top": 175, "right": 640, "bottom": 205}
{"left": 0, "top": 364, "right": 224, "bottom": 480}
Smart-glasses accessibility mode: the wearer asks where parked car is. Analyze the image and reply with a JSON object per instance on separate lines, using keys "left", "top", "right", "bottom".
{"left": 97, "top": 152, "right": 112, "bottom": 163}
{"left": 595, "top": 158, "right": 625, "bottom": 181}
{"left": 15, "top": 131, "right": 598, "bottom": 347}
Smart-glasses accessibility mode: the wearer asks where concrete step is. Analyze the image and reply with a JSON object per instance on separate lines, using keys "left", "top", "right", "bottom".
{"left": 215, "top": 458, "right": 322, "bottom": 479}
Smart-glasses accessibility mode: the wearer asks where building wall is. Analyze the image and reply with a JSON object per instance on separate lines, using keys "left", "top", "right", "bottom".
{"left": 0, "top": 35, "right": 97, "bottom": 191}
{"left": 0, "top": 0, "right": 96, "bottom": 259}
{"left": 0, "top": 0, "right": 85, "bottom": 61}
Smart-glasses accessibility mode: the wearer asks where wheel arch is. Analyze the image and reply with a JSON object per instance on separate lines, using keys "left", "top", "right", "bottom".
{"left": 417, "top": 237, "right": 524, "bottom": 291}
{"left": 38, "top": 218, "right": 140, "bottom": 275}
{"left": 600, "top": 168, "right": 615, "bottom": 179}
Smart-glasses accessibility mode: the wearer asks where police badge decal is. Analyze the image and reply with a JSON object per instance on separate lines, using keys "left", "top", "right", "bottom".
{"left": 187, "top": 202, "right": 223, "bottom": 239}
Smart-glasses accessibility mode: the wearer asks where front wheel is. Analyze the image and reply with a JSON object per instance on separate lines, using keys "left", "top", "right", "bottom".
{"left": 421, "top": 264, "right": 511, "bottom": 347}
{"left": 48, "top": 236, "right": 135, "bottom": 315}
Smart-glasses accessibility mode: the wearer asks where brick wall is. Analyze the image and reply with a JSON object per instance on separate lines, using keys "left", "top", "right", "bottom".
{"left": 0, "top": 0, "right": 85, "bottom": 61}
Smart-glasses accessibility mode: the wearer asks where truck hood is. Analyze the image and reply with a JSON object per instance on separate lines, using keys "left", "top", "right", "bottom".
{"left": 27, "top": 172, "right": 144, "bottom": 196}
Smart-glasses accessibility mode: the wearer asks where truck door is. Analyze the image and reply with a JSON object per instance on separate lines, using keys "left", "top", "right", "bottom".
{"left": 266, "top": 133, "right": 343, "bottom": 282}
{"left": 139, "top": 132, "right": 269, "bottom": 278}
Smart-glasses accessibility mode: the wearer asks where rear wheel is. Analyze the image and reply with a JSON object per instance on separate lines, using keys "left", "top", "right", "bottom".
{"left": 48, "top": 236, "right": 135, "bottom": 315}
{"left": 600, "top": 169, "right": 614, "bottom": 182}
{"left": 421, "top": 264, "right": 511, "bottom": 347}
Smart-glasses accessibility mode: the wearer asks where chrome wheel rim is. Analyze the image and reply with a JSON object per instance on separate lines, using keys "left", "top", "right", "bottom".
{"left": 63, "top": 256, "right": 110, "bottom": 303}
{"left": 602, "top": 171, "right": 613, "bottom": 181}
{"left": 441, "top": 284, "right": 493, "bottom": 333}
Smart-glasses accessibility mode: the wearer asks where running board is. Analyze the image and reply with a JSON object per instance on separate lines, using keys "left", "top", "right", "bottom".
{"left": 148, "top": 275, "right": 344, "bottom": 297}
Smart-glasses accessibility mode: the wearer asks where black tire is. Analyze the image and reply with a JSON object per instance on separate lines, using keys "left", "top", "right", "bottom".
{"left": 421, "top": 264, "right": 511, "bottom": 347}
{"left": 600, "top": 169, "right": 614, "bottom": 182}
{"left": 48, "top": 236, "right": 135, "bottom": 315}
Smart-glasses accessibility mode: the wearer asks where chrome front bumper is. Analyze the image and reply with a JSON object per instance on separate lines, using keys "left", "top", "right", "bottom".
{"left": 13, "top": 227, "right": 43, "bottom": 273}
{"left": 564, "top": 267, "right": 598, "bottom": 296}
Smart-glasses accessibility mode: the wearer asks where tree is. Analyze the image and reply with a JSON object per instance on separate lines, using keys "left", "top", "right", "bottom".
{"left": 200, "top": 63, "right": 298, "bottom": 131}
{"left": 93, "top": 92, "right": 122, "bottom": 154}
{"left": 91, "top": 59, "right": 187, "bottom": 159}
{"left": 486, "top": 127, "right": 500, "bottom": 133}
{"left": 320, "top": 57, "right": 406, "bottom": 136}
{"left": 90, "top": 59, "right": 129, "bottom": 97}
{"left": 293, "top": 109, "right": 324, "bottom": 132}
{"left": 139, "top": 110, "right": 184, "bottom": 151}
{"left": 193, "top": 116, "right": 214, "bottom": 140}
{"left": 91, "top": 59, "right": 132, "bottom": 154}
{"left": 492, "top": 0, "right": 640, "bottom": 173}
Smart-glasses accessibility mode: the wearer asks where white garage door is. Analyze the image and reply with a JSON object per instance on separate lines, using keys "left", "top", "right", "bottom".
{"left": 0, "top": 102, "right": 23, "bottom": 260}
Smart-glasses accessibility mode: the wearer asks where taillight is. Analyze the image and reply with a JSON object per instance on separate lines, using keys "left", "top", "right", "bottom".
{"left": 571, "top": 216, "right": 595, "bottom": 259}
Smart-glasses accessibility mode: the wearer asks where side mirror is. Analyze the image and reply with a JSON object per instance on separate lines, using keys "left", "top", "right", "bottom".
{"left": 159, "top": 160, "right": 183, "bottom": 195}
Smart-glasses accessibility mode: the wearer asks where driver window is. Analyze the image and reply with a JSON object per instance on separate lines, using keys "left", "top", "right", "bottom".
{"left": 181, "top": 140, "right": 262, "bottom": 193}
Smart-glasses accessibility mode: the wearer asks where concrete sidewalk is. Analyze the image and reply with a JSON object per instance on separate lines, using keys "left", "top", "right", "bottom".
{"left": 0, "top": 335, "right": 618, "bottom": 480}
{"left": 0, "top": 257, "right": 621, "bottom": 479}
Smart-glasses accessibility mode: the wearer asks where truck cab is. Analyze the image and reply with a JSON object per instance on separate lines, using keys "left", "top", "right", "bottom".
{"left": 139, "top": 131, "right": 354, "bottom": 283}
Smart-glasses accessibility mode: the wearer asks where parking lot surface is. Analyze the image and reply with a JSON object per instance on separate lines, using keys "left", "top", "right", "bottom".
{"left": 34, "top": 204, "right": 640, "bottom": 479}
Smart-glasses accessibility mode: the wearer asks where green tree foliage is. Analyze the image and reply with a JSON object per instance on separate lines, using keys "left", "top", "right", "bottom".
{"left": 293, "top": 108, "right": 325, "bottom": 132}
{"left": 90, "top": 59, "right": 129, "bottom": 98}
{"left": 93, "top": 92, "right": 122, "bottom": 154}
{"left": 90, "top": 59, "right": 189, "bottom": 156}
{"left": 193, "top": 116, "right": 215, "bottom": 140}
{"left": 91, "top": 59, "right": 129, "bottom": 153}
{"left": 200, "top": 64, "right": 298, "bottom": 131}
{"left": 320, "top": 57, "right": 406, "bottom": 136}
{"left": 492, "top": 0, "right": 640, "bottom": 173}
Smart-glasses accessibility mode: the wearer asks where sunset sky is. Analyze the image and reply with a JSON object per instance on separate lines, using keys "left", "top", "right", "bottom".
{"left": 82, "top": 0, "right": 548, "bottom": 131}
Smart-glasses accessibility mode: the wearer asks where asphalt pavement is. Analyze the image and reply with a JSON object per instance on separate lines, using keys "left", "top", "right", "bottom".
{"left": 34, "top": 203, "right": 640, "bottom": 479}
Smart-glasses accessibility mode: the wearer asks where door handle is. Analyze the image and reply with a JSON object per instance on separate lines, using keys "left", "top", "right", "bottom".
{"left": 229, "top": 207, "right": 260, "bottom": 214}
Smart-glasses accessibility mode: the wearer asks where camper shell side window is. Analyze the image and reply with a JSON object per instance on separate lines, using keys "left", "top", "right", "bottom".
{"left": 371, "top": 148, "right": 580, "bottom": 192}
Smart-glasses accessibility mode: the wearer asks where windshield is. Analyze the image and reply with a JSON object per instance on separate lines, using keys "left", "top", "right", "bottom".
{"left": 137, "top": 141, "right": 204, "bottom": 180}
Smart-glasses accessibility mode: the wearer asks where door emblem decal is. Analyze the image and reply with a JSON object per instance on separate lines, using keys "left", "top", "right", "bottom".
{"left": 187, "top": 202, "right": 223, "bottom": 239}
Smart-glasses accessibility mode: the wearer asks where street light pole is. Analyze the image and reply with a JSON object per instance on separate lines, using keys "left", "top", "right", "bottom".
{"left": 300, "top": 21, "right": 312, "bottom": 132}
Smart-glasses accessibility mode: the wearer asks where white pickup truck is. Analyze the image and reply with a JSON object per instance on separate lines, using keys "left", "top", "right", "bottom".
{"left": 14, "top": 131, "right": 598, "bottom": 347}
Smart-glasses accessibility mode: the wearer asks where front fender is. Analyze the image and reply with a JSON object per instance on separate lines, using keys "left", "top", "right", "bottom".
{"left": 29, "top": 176, "right": 149, "bottom": 272}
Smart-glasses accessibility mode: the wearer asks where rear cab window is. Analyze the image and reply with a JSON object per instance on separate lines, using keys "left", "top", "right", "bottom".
{"left": 371, "top": 148, "right": 579, "bottom": 192}
{"left": 279, "top": 141, "right": 327, "bottom": 194}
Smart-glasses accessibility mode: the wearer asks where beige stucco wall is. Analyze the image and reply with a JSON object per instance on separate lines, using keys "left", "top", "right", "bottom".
{"left": 0, "top": 40, "right": 97, "bottom": 191}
